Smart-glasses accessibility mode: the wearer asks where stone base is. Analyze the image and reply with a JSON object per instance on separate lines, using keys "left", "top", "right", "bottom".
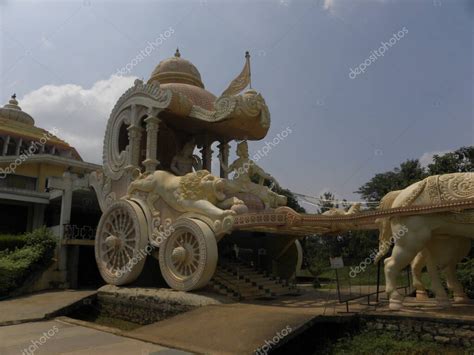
{"left": 362, "top": 311, "right": 474, "bottom": 348}
{"left": 96, "top": 285, "right": 230, "bottom": 325}
{"left": 416, "top": 290, "right": 429, "bottom": 301}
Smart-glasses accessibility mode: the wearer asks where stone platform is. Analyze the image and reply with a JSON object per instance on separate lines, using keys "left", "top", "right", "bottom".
{"left": 95, "top": 285, "right": 232, "bottom": 325}
{"left": 98, "top": 284, "right": 231, "bottom": 307}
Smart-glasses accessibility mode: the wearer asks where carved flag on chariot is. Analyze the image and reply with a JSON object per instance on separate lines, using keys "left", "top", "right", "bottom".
{"left": 221, "top": 51, "right": 251, "bottom": 97}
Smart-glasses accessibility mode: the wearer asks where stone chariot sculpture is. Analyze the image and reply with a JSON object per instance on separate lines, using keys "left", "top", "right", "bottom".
{"left": 90, "top": 50, "right": 474, "bottom": 301}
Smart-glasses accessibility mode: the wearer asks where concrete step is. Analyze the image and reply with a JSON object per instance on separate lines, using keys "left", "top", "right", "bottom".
{"left": 213, "top": 261, "right": 298, "bottom": 300}
{"left": 213, "top": 279, "right": 252, "bottom": 289}
{"left": 239, "top": 289, "right": 267, "bottom": 298}
{"left": 221, "top": 268, "right": 267, "bottom": 277}
{"left": 246, "top": 276, "right": 279, "bottom": 284}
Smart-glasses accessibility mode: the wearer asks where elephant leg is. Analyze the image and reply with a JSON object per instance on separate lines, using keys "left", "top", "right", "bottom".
{"left": 385, "top": 220, "right": 430, "bottom": 311}
{"left": 411, "top": 251, "right": 429, "bottom": 300}
{"left": 445, "top": 264, "right": 469, "bottom": 303}
{"left": 425, "top": 254, "right": 450, "bottom": 307}
{"left": 385, "top": 246, "right": 419, "bottom": 310}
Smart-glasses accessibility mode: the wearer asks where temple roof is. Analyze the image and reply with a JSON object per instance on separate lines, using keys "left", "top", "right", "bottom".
{"left": 0, "top": 95, "right": 35, "bottom": 126}
{"left": 149, "top": 49, "right": 204, "bottom": 88}
{"left": 0, "top": 95, "right": 82, "bottom": 160}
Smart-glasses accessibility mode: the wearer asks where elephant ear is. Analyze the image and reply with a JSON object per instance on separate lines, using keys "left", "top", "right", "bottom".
{"left": 400, "top": 179, "right": 427, "bottom": 207}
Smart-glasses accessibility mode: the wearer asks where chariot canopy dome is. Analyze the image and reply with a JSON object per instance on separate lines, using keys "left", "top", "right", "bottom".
{"left": 148, "top": 49, "right": 216, "bottom": 111}
{"left": 149, "top": 48, "right": 204, "bottom": 88}
{"left": 105, "top": 48, "right": 270, "bottom": 156}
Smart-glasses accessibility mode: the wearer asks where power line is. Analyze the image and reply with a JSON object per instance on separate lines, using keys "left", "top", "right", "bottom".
{"left": 291, "top": 192, "right": 380, "bottom": 207}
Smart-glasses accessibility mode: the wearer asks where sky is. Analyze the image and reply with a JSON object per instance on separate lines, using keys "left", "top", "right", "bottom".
{"left": 1, "top": 0, "right": 473, "bottom": 208}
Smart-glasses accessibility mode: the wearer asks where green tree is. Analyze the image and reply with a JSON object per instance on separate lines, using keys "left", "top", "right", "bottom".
{"left": 357, "top": 146, "right": 474, "bottom": 203}
{"left": 318, "top": 191, "right": 339, "bottom": 213}
{"left": 273, "top": 185, "right": 306, "bottom": 213}
{"left": 427, "top": 146, "right": 474, "bottom": 174}
{"left": 356, "top": 159, "right": 427, "bottom": 202}
{"left": 249, "top": 175, "right": 306, "bottom": 213}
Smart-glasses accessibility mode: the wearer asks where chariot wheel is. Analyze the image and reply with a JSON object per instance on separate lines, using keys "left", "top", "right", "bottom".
{"left": 159, "top": 218, "right": 218, "bottom": 291}
{"left": 95, "top": 200, "right": 148, "bottom": 285}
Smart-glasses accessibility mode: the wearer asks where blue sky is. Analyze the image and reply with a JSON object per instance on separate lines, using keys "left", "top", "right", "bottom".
{"left": 1, "top": 0, "right": 472, "bottom": 205}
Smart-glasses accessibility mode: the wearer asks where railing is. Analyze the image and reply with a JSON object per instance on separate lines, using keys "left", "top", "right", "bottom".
{"left": 63, "top": 224, "right": 96, "bottom": 240}
{"left": 333, "top": 260, "right": 412, "bottom": 312}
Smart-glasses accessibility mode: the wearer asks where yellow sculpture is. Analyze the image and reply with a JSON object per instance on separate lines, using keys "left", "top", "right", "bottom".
{"left": 322, "top": 203, "right": 361, "bottom": 216}
{"left": 128, "top": 170, "right": 240, "bottom": 219}
{"left": 94, "top": 50, "right": 474, "bottom": 302}
{"left": 170, "top": 139, "right": 202, "bottom": 176}
{"left": 221, "top": 141, "right": 287, "bottom": 209}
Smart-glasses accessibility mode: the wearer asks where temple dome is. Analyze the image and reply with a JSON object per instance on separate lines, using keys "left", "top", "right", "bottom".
{"left": 0, "top": 94, "right": 82, "bottom": 160}
{"left": 148, "top": 49, "right": 217, "bottom": 110}
{"left": 149, "top": 49, "right": 205, "bottom": 88}
{"left": 0, "top": 94, "right": 34, "bottom": 126}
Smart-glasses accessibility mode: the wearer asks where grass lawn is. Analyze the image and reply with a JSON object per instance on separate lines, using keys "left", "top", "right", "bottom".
{"left": 317, "top": 264, "right": 431, "bottom": 291}
{"left": 324, "top": 330, "right": 473, "bottom": 355}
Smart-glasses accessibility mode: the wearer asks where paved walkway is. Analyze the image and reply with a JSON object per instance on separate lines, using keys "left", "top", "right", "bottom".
{"left": 1, "top": 288, "right": 472, "bottom": 354}
{"left": 0, "top": 290, "right": 96, "bottom": 326}
{"left": 124, "top": 290, "right": 358, "bottom": 355}
{"left": 125, "top": 289, "right": 474, "bottom": 354}
{"left": 0, "top": 319, "right": 188, "bottom": 355}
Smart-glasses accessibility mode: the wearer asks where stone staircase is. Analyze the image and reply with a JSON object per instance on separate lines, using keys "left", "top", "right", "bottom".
{"left": 209, "top": 260, "right": 298, "bottom": 300}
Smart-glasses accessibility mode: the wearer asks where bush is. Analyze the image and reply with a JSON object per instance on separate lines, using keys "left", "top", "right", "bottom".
{"left": 0, "top": 234, "right": 27, "bottom": 251}
{"left": 457, "top": 258, "right": 474, "bottom": 299}
{"left": 0, "top": 227, "right": 57, "bottom": 296}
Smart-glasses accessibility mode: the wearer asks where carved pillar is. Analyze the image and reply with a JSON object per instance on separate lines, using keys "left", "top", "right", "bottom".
{"left": 2, "top": 135, "right": 10, "bottom": 156}
{"left": 15, "top": 137, "right": 22, "bottom": 155}
{"left": 200, "top": 143, "right": 213, "bottom": 172}
{"left": 126, "top": 124, "right": 142, "bottom": 170}
{"left": 218, "top": 141, "right": 230, "bottom": 178}
{"left": 143, "top": 110, "right": 161, "bottom": 173}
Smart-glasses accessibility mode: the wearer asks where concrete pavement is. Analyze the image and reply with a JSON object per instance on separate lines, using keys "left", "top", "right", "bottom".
{"left": 0, "top": 290, "right": 96, "bottom": 326}
{"left": 0, "top": 319, "right": 189, "bottom": 355}
{"left": 125, "top": 298, "right": 336, "bottom": 355}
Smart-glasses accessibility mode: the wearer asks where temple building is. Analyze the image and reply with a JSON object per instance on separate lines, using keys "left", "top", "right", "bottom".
{"left": 0, "top": 94, "right": 101, "bottom": 234}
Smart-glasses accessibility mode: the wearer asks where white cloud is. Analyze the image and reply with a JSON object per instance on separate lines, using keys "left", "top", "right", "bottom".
{"left": 322, "top": 0, "right": 387, "bottom": 14}
{"left": 419, "top": 150, "right": 450, "bottom": 167}
{"left": 323, "top": 0, "right": 336, "bottom": 11}
{"left": 20, "top": 75, "right": 137, "bottom": 164}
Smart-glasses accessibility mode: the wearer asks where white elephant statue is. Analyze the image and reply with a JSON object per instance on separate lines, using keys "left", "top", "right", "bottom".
{"left": 375, "top": 172, "right": 473, "bottom": 310}
{"left": 410, "top": 235, "right": 470, "bottom": 304}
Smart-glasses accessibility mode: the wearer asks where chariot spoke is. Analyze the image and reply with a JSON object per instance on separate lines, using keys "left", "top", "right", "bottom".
{"left": 123, "top": 225, "right": 134, "bottom": 238}
{"left": 102, "top": 243, "right": 114, "bottom": 254}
